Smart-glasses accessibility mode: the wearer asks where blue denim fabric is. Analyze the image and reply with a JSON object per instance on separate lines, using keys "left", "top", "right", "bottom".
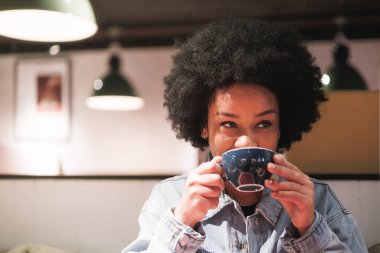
{"left": 122, "top": 176, "right": 367, "bottom": 253}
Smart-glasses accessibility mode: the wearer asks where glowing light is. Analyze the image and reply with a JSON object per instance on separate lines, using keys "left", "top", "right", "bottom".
{"left": 49, "top": 45, "right": 61, "bottom": 55}
{"left": 2, "top": 143, "right": 61, "bottom": 176}
{"left": 0, "top": 10, "right": 97, "bottom": 42}
{"left": 321, "top": 74, "right": 330, "bottom": 86}
{"left": 93, "top": 79, "right": 103, "bottom": 90}
{"left": 86, "top": 96, "right": 145, "bottom": 111}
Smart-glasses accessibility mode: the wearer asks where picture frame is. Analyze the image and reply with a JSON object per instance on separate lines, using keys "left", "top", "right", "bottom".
{"left": 14, "top": 57, "right": 71, "bottom": 141}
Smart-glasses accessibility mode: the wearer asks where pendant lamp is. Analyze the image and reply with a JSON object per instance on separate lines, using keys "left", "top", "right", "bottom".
{"left": 323, "top": 43, "right": 368, "bottom": 90}
{"left": 0, "top": 0, "right": 97, "bottom": 42}
{"left": 86, "top": 55, "right": 145, "bottom": 111}
{"left": 322, "top": 16, "right": 368, "bottom": 90}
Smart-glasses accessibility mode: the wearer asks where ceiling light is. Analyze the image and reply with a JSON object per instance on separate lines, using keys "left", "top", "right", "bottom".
{"left": 86, "top": 55, "right": 144, "bottom": 111}
{"left": 0, "top": 0, "right": 97, "bottom": 42}
{"left": 49, "top": 45, "right": 61, "bottom": 56}
{"left": 324, "top": 43, "right": 367, "bottom": 90}
{"left": 324, "top": 16, "right": 368, "bottom": 90}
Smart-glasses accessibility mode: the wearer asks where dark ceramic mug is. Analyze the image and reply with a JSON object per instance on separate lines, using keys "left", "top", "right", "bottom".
{"left": 221, "top": 147, "right": 274, "bottom": 192}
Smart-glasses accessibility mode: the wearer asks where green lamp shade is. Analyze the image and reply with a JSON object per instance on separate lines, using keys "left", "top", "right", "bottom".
{"left": 0, "top": 0, "right": 97, "bottom": 42}
{"left": 325, "top": 65, "right": 368, "bottom": 90}
{"left": 86, "top": 55, "right": 144, "bottom": 111}
{"left": 323, "top": 44, "right": 368, "bottom": 90}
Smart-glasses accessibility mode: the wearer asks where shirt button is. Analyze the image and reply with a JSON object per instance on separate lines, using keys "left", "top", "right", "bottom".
{"left": 179, "top": 240, "right": 186, "bottom": 248}
{"left": 254, "top": 217, "right": 261, "bottom": 225}
{"left": 235, "top": 242, "right": 248, "bottom": 252}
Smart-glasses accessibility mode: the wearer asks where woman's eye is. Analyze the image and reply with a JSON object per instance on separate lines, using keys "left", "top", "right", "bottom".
{"left": 221, "top": 121, "right": 237, "bottom": 128}
{"left": 256, "top": 121, "right": 272, "bottom": 128}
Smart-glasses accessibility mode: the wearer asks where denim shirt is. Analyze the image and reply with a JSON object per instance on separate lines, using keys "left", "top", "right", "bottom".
{"left": 122, "top": 176, "right": 367, "bottom": 253}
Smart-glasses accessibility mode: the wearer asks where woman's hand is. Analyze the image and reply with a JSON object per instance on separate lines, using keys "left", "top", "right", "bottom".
{"left": 265, "top": 154, "right": 315, "bottom": 235}
{"left": 174, "top": 156, "right": 225, "bottom": 228}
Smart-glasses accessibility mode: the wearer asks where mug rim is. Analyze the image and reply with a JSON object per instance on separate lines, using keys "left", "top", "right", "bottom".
{"left": 222, "top": 147, "right": 274, "bottom": 156}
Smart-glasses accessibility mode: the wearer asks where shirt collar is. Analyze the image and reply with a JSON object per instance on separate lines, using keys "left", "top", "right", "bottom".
{"left": 256, "top": 187, "right": 283, "bottom": 227}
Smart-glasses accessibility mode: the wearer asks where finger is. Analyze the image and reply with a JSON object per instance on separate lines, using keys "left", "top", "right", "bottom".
{"left": 270, "top": 190, "right": 312, "bottom": 206}
{"left": 188, "top": 173, "right": 225, "bottom": 191}
{"left": 211, "top": 155, "right": 222, "bottom": 164}
{"left": 210, "top": 156, "right": 223, "bottom": 176}
{"left": 196, "top": 159, "right": 223, "bottom": 176}
{"left": 265, "top": 179, "right": 310, "bottom": 195}
{"left": 186, "top": 185, "right": 223, "bottom": 198}
{"left": 273, "top": 154, "right": 301, "bottom": 172}
{"left": 183, "top": 195, "right": 219, "bottom": 215}
{"left": 213, "top": 155, "right": 229, "bottom": 179}
{"left": 267, "top": 162, "right": 311, "bottom": 186}
{"left": 266, "top": 180, "right": 314, "bottom": 202}
{"left": 194, "top": 196, "right": 219, "bottom": 210}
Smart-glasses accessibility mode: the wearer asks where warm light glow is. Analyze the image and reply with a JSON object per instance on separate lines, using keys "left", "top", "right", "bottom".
{"left": 49, "top": 45, "right": 61, "bottom": 55}
{"left": 93, "top": 79, "right": 103, "bottom": 90}
{"left": 24, "top": 144, "right": 60, "bottom": 176}
{"left": 0, "top": 9, "right": 97, "bottom": 42}
{"left": 15, "top": 112, "right": 70, "bottom": 140}
{"left": 2, "top": 143, "right": 61, "bottom": 176}
{"left": 86, "top": 96, "right": 145, "bottom": 111}
{"left": 321, "top": 74, "right": 330, "bottom": 86}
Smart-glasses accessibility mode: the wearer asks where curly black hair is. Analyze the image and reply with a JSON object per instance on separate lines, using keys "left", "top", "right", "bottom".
{"left": 163, "top": 18, "right": 327, "bottom": 152}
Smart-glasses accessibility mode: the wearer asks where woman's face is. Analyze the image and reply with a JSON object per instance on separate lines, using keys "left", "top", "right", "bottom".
{"left": 202, "top": 83, "right": 280, "bottom": 156}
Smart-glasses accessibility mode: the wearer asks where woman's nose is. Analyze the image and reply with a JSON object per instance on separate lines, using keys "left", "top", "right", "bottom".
{"left": 234, "top": 135, "right": 257, "bottom": 148}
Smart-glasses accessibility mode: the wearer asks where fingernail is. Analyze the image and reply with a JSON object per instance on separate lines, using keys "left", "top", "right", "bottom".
{"left": 274, "top": 154, "right": 284, "bottom": 160}
{"left": 268, "top": 163, "right": 275, "bottom": 170}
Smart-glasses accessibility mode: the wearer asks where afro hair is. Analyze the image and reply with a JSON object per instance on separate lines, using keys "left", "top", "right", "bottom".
{"left": 164, "top": 18, "right": 327, "bottom": 152}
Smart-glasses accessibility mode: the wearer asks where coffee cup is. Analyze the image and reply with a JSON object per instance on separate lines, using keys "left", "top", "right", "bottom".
{"left": 221, "top": 147, "right": 274, "bottom": 192}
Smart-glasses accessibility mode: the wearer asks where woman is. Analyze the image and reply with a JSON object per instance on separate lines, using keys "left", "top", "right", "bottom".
{"left": 123, "top": 18, "right": 367, "bottom": 252}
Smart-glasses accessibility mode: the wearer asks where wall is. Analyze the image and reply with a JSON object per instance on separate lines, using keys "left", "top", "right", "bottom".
{"left": 308, "top": 39, "right": 380, "bottom": 90}
{"left": 286, "top": 91, "right": 379, "bottom": 174}
{"left": 0, "top": 179, "right": 378, "bottom": 253}
{"left": 0, "top": 48, "right": 198, "bottom": 176}
{"left": 0, "top": 178, "right": 158, "bottom": 253}
{"left": 0, "top": 41, "right": 379, "bottom": 252}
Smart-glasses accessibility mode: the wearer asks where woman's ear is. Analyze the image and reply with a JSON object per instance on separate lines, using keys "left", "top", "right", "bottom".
{"left": 201, "top": 127, "right": 208, "bottom": 139}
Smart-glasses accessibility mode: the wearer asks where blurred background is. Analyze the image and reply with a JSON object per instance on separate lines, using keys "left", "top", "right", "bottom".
{"left": 1, "top": 0, "right": 380, "bottom": 52}
{"left": 0, "top": 0, "right": 379, "bottom": 253}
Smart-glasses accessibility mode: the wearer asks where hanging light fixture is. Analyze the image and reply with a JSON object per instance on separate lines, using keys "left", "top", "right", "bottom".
{"left": 323, "top": 43, "right": 368, "bottom": 90}
{"left": 86, "top": 54, "right": 145, "bottom": 111}
{"left": 0, "top": 0, "right": 97, "bottom": 42}
{"left": 322, "top": 16, "right": 368, "bottom": 90}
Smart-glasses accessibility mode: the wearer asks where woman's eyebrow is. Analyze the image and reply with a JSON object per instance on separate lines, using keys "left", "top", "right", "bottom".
{"left": 216, "top": 109, "right": 277, "bottom": 118}
{"left": 255, "top": 109, "right": 277, "bottom": 117}
{"left": 216, "top": 111, "right": 239, "bottom": 118}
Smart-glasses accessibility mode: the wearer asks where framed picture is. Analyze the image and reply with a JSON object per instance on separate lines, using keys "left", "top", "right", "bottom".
{"left": 14, "top": 57, "right": 70, "bottom": 141}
